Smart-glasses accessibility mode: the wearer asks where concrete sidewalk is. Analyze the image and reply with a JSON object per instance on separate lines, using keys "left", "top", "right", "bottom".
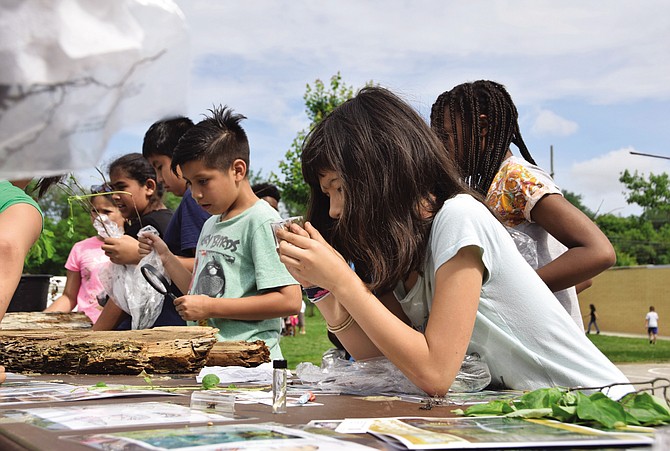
{"left": 616, "top": 362, "right": 670, "bottom": 390}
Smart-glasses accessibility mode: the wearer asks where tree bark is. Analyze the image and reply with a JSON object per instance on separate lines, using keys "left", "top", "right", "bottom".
{"left": 205, "top": 340, "right": 270, "bottom": 367}
{"left": 0, "top": 312, "right": 92, "bottom": 330}
{"left": 0, "top": 326, "right": 218, "bottom": 375}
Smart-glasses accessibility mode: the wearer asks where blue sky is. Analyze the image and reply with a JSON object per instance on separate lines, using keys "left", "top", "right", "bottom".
{"left": 88, "top": 0, "right": 670, "bottom": 217}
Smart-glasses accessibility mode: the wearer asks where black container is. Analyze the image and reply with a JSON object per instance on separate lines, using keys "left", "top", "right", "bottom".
{"left": 7, "top": 274, "right": 52, "bottom": 312}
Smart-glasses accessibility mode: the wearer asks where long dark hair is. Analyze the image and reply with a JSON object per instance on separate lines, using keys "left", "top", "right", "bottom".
{"left": 301, "top": 86, "right": 469, "bottom": 292}
{"left": 430, "top": 80, "right": 536, "bottom": 196}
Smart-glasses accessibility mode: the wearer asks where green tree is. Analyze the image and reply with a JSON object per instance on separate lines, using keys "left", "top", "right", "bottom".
{"left": 563, "top": 190, "right": 595, "bottom": 219}
{"left": 596, "top": 214, "right": 670, "bottom": 266}
{"left": 619, "top": 170, "right": 670, "bottom": 227}
{"left": 272, "top": 73, "right": 360, "bottom": 215}
{"left": 23, "top": 179, "right": 98, "bottom": 275}
{"left": 591, "top": 170, "right": 670, "bottom": 267}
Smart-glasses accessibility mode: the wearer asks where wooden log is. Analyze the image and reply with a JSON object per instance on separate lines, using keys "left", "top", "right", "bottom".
{"left": 0, "top": 326, "right": 218, "bottom": 375}
{"left": 205, "top": 340, "right": 270, "bottom": 367}
{"left": 0, "top": 312, "right": 93, "bottom": 330}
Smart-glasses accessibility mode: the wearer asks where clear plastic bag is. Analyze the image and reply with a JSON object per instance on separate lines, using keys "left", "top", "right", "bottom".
{"left": 296, "top": 351, "right": 491, "bottom": 396}
{"left": 506, "top": 226, "right": 538, "bottom": 269}
{"left": 98, "top": 225, "right": 169, "bottom": 329}
{"left": 93, "top": 214, "right": 123, "bottom": 239}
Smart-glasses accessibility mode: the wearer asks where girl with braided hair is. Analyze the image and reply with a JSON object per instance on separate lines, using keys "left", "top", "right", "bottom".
{"left": 431, "top": 80, "right": 615, "bottom": 329}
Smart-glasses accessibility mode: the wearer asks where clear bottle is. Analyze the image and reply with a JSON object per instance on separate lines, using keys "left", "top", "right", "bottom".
{"left": 272, "top": 359, "right": 288, "bottom": 414}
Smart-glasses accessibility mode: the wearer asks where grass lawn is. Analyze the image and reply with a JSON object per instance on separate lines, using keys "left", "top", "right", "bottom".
{"left": 281, "top": 307, "right": 670, "bottom": 369}
{"left": 279, "top": 306, "right": 334, "bottom": 369}
{"left": 586, "top": 334, "right": 670, "bottom": 363}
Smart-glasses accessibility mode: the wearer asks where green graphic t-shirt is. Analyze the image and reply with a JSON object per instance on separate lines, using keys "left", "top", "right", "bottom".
{"left": 189, "top": 200, "right": 297, "bottom": 359}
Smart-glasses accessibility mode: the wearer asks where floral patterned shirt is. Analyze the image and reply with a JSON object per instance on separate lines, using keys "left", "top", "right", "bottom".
{"left": 485, "top": 156, "right": 561, "bottom": 226}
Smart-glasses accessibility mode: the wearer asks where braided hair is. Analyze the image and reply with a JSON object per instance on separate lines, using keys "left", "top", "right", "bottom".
{"left": 430, "top": 80, "right": 536, "bottom": 196}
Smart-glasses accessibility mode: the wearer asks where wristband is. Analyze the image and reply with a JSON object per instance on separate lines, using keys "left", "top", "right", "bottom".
{"left": 303, "top": 286, "right": 330, "bottom": 303}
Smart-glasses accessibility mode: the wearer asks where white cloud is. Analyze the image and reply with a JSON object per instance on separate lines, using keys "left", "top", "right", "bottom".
{"left": 176, "top": 0, "right": 670, "bottom": 104}
{"left": 531, "top": 110, "right": 578, "bottom": 137}
{"left": 94, "top": 0, "right": 670, "bottom": 211}
{"left": 566, "top": 148, "right": 670, "bottom": 216}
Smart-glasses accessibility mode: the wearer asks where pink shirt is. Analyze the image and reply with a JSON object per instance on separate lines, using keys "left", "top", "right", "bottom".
{"left": 64, "top": 236, "right": 108, "bottom": 323}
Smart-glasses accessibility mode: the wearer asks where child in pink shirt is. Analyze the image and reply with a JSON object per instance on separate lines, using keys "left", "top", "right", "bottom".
{"left": 45, "top": 189, "right": 125, "bottom": 323}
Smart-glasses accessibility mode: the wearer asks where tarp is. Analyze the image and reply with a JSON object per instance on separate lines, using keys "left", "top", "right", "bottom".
{"left": 0, "top": 0, "right": 189, "bottom": 179}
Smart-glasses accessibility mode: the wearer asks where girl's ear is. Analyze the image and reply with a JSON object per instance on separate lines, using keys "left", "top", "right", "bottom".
{"left": 145, "top": 178, "right": 157, "bottom": 196}
{"left": 479, "top": 114, "right": 489, "bottom": 151}
{"left": 232, "top": 159, "right": 247, "bottom": 180}
{"left": 479, "top": 114, "right": 489, "bottom": 137}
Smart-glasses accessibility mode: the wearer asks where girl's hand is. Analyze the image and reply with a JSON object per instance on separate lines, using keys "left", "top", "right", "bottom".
{"left": 275, "top": 222, "right": 315, "bottom": 287}
{"left": 138, "top": 232, "right": 170, "bottom": 260}
{"left": 102, "top": 235, "right": 141, "bottom": 265}
{"left": 277, "top": 221, "right": 352, "bottom": 292}
{"left": 174, "top": 294, "right": 212, "bottom": 321}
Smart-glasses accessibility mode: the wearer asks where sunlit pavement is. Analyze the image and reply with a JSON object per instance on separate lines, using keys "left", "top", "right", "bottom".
{"left": 616, "top": 363, "right": 670, "bottom": 390}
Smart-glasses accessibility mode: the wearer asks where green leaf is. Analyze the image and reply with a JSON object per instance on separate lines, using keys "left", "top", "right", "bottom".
{"left": 517, "top": 387, "right": 566, "bottom": 409}
{"left": 551, "top": 404, "right": 577, "bottom": 423}
{"left": 575, "top": 392, "right": 627, "bottom": 429}
{"left": 201, "top": 374, "right": 221, "bottom": 390}
{"left": 558, "top": 391, "right": 579, "bottom": 407}
{"left": 455, "top": 387, "right": 670, "bottom": 429}
{"left": 94, "top": 382, "right": 108, "bottom": 388}
{"left": 138, "top": 369, "right": 153, "bottom": 387}
{"left": 504, "top": 408, "right": 553, "bottom": 419}
{"left": 462, "top": 400, "right": 515, "bottom": 416}
{"left": 620, "top": 392, "right": 670, "bottom": 425}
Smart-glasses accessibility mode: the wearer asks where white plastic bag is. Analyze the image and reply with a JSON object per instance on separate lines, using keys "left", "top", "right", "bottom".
{"left": 296, "top": 351, "right": 491, "bottom": 396}
{"left": 99, "top": 225, "right": 169, "bottom": 329}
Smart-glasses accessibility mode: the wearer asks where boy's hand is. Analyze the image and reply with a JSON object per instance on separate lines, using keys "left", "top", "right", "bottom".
{"left": 174, "top": 294, "right": 212, "bottom": 321}
{"left": 102, "top": 235, "right": 140, "bottom": 265}
{"left": 138, "top": 233, "right": 170, "bottom": 261}
{"left": 0, "top": 365, "right": 6, "bottom": 384}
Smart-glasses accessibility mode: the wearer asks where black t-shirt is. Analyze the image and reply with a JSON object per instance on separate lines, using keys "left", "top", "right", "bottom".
{"left": 125, "top": 209, "right": 173, "bottom": 239}
{"left": 116, "top": 208, "right": 186, "bottom": 329}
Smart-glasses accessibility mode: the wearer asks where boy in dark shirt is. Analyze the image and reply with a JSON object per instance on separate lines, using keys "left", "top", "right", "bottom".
{"left": 142, "top": 117, "right": 212, "bottom": 326}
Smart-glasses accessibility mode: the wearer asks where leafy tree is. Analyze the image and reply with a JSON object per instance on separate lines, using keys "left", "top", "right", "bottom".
{"left": 597, "top": 214, "right": 670, "bottom": 266}
{"left": 563, "top": 190, "right": 595, "bottom": 219}
{"left": 272, "top": 73, "right": 360, "bottom": 215}
{"left": 619, "top": 170, "right": 670, "bottom": 227}
{"left": 23, "top": 179, "right": 99, "bottom": 275}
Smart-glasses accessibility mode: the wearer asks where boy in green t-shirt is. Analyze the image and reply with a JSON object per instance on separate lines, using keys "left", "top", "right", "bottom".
{"left": 138, "top": 106, "right": 301, "bottom": 359}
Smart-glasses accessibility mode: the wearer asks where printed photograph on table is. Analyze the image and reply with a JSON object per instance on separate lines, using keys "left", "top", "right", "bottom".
{"left": 1, "top": 401, "right": 231, "bottom": 431}
{"left": 361, "top": 417, "right": 654, "bottom": 449}
{"left": 63, "top": 423, "right": 377, "bottom": 450}
{"left": 0, "top": 382, "right": 176, "bottom": 406}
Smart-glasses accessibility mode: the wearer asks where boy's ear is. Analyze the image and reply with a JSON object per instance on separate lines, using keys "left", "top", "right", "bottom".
{"left": 172, "top": 164, "right": 183, "bottom": 178}
{"left": 479, "top": 114, "right": 488, "bottom": 137}
{"left": 232, "top": 159, "right": 247, "bottom": 180}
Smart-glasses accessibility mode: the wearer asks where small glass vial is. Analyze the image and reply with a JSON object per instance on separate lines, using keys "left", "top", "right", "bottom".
{"left": 272, "top": 359, "right": 288, "bottom": 414}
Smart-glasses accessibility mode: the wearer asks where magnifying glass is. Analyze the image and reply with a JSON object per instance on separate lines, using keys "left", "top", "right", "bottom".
{"left": 140, "top": 264, "right": 176, "bottom": 301}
